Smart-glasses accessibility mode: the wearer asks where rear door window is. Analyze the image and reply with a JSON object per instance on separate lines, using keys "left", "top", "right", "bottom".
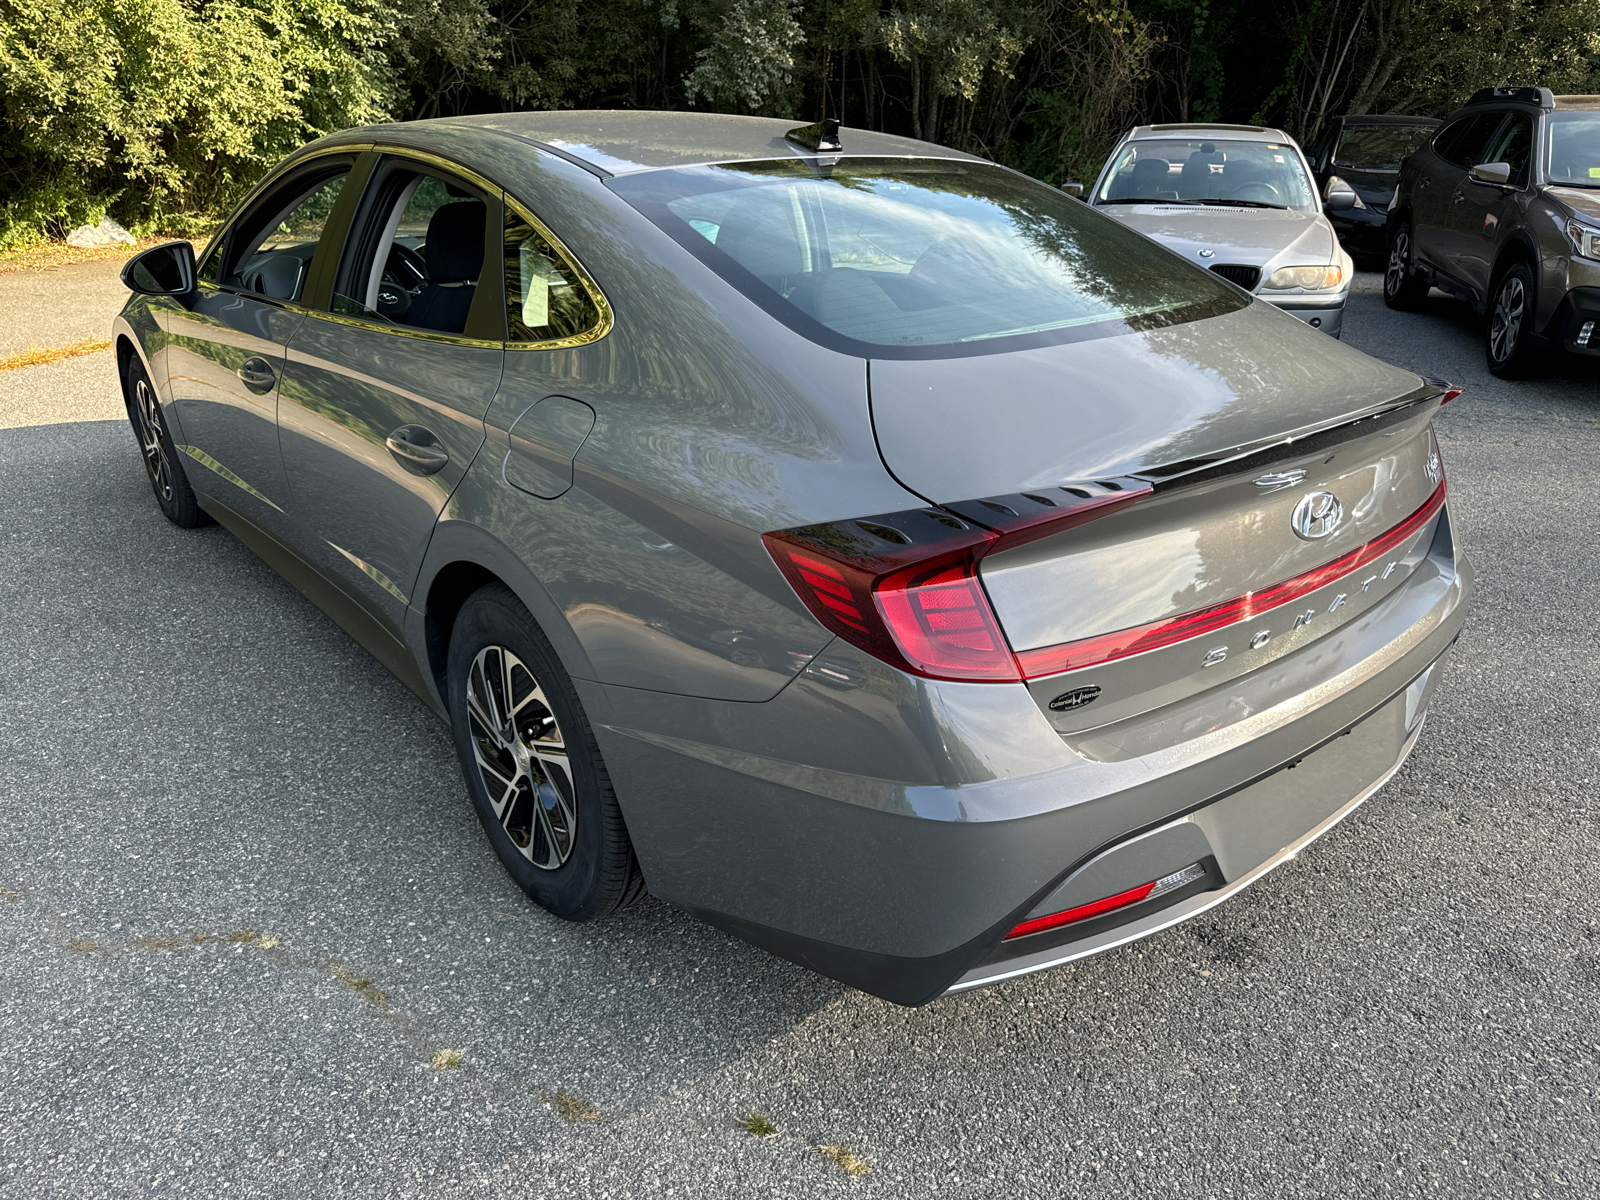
{"left": 329, "top": 156, "right": 503, "bottom": 339}
{"left": 1433, "top": 113, "right": 1508, "bottom": 169}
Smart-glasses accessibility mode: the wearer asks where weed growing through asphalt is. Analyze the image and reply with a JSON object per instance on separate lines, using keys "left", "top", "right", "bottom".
{"left": 222, "top": 928, "right": 257, "bottom": 943}
{"left": 817, "top": 1144, "right": 870, "bottom": 1176}
{"left": 432, "top": 1049, "right": 463, "bottom": 1070}
{"left": 66, "top": 937, "right": 97, "bottom": 954}
{"left": 0, "top": 885, "right": 21, "bottom": 902}
{"left": 543, "top": 1087, "right": 603, "bottom": 1123}
{"left": 135, "top": 935, "right": 185, "bottom": 950}
{"left": 331, "top": 964, "right": 387, "bottom": 1007}
{"left": 739, "top": 1112, "right": 778, "bottom": 1137}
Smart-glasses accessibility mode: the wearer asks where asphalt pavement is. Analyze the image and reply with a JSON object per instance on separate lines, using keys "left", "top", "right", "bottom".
{"left": 2, "top": 276, "right": 1598, "bottom": 1198}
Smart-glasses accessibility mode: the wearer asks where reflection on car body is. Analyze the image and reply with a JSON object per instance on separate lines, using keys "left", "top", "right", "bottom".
{"left": 114, "top": 111, "right": 1470, "bottom": 1005}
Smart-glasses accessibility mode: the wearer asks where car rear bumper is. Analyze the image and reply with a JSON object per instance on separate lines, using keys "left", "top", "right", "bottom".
{"left": 580, "top": 506, "right": 1471, "bottom": 1005}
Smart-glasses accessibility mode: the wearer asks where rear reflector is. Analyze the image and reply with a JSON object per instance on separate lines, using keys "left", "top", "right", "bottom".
{"left": 1014, "top": 478, "right": 1447, "bottom": 679}
{"left": 1004, "top": 862, "right": 1209, "bottom": 940}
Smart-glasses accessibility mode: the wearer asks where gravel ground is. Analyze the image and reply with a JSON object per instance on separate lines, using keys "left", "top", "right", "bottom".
{"left": 0, "top": 258, "right": 127, "bottom": 356}
{"left": 1, "top": 276, "right": 1598, "bottom": 1198}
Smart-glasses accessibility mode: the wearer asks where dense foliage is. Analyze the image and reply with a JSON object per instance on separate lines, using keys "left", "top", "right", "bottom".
{"left": 2, "top": 0, "right": 1598, "bottom": 247}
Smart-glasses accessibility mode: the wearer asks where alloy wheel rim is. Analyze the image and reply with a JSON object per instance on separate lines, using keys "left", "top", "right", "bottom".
{"left": 465, "top": 645, "right": 576, "bottom": 870}
{"left": 1490, "top": 276, "right": 1525, "bottom": 363}
{"left": 133, "top": 378, "right": 173, "bottom": 502}
{"left": 1386, "top": 231, "right": 1410, "bottom": 297}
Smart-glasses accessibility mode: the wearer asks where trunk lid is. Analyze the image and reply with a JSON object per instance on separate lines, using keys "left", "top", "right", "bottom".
{"left": 868, "top": 299, "right": 1447, "bottom": 739}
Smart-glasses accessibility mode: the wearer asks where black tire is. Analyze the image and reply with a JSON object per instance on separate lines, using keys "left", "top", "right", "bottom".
{"left": 446, "top": 583, "right": 644, "bottom": 921}
{"left": 1383, "top": 220, "right": 1430, "bottom": 310}
{"left": 122, "top": 355, "right": 209, "bottom": 528}
{"left": 1486, "top": 261, "right": 1540, "bottom": 379}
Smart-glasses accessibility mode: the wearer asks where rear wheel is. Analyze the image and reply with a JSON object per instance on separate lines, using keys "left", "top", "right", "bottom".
{"left": 446, "top": 583, "right": 644, "bottom": 921}
{"left": 1487, "top": 262, "right": 1540, "bottom": 378}
{"left": 1383, "top": 221, "right": 1430, "bottom": 310}
{"left": 123, "top": 355, "right": 208, "bottom": 528}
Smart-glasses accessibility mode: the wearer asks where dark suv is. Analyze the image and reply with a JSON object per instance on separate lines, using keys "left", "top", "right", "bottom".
{"left": 1385, "top": 87, "right": 1600, "bottom": 376}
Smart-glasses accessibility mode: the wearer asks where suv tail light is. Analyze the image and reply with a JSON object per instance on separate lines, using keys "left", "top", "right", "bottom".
{"left": 763, "top": 480, "right": 1151, "bottom": 683}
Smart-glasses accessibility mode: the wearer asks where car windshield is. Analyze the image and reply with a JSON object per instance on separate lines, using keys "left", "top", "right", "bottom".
{"left": 1547, "top": 112, "right": 1600, "bottom": 187}
{"left": 609, "top": 158, "right": 1243, "bottom": 357}
{"left": 1096, "top": 139, "right": 1317, "bottom": 210}
{"left": 1333, "top": 123, "right": 1436, "bottom": 171}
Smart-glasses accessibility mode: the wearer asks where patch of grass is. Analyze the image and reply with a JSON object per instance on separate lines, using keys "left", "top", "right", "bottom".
{"left": 191, "top": 933, "right": 209, "bottom": 944}
{"left": 66, "top": 937, "right": 98, "bottom": 954}
{"left": 0, "top": 338, "right": 112, "bottom": 374}
{"left": 0, "top": 885, "right": 21, "bottom": 902}
{"left": 331, "top": 963, "right": 386, "bottom": 1007}
{"left": 739, "top": 1111, "right": 778, "bottom": 1137}
{"left": 135, "top": 934, "right": 185, "bottom": 951}
{"left": 817, "top": 1144, "right": 870, "bottom": 1177}
{"left": 543, "top": 1087, "right": 603, "bottom": 1123}
{"left": 431, "top": 1049, "right": 463, "bottom": 1071}
{"left": 221, "top": 928, "right": 258, "bottom": 944}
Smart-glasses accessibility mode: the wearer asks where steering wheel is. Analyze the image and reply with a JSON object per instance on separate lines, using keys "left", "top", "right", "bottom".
{"left": 376, "top": 244, "right": 428, "bottom": 318}
{"left": 1232, "top": 182, "right": 1283, "bottom": 204}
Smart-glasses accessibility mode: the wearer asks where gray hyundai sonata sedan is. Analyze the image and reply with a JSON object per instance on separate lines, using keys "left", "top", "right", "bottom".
{"left": 114, "top": 111, "right": 1471, "bottom": 1004}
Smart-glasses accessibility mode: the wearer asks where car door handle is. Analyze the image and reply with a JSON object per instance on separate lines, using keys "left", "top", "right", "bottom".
{"left": 385, "top": 425, "right": 449, "bottom": 476}
{"left": 238, "top": 356, "right": 276, "bottom": 393}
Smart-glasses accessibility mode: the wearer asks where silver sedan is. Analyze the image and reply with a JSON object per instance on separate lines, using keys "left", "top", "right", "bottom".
{"left": 1091, "top": 123, "right": 1357, "bottom": 337}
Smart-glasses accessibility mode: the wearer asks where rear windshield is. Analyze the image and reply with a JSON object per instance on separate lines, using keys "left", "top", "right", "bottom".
{"left": 1547, "top": 111, "right": 1600, "bottom": 187}
{"left": 1096, "top": 139, "right": 1317, "bottom": 210}
{"left": 609, "top": 158, "right": 1243, "bottom": 359}
{"left": 1333, "top": 123, "right": 1436, "bottom": 171}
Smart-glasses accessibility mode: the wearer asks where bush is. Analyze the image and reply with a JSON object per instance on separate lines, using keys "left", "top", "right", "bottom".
{"left": 0, "top": 0, "right": 396, "bottom": 247}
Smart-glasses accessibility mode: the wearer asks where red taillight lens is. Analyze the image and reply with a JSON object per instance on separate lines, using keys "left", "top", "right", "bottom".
{"left": 764, "top": 481, "right": 1152, "bottom": 683}
{"left": 1440, "top": 387, "right": 1463, "bottom": 404}
{"left": 765, "top": 519, "right": 1019, "bottom": 682}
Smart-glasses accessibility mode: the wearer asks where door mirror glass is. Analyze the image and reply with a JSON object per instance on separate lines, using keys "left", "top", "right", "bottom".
{"left": 121, "top": 241, "right": 196, "bottom": 296}
{"left": 1323, "top": 176, "right": 1358, "bottom": 211}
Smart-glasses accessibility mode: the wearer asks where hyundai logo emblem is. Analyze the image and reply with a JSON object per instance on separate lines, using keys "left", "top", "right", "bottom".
{"left": 1291, "top": 491, "right": 1343, "bottom": 540}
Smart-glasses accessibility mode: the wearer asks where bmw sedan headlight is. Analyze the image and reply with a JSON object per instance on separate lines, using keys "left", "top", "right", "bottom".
{"left": 1263, "top": 265, "right": 1345, "bottom": 290}
{"left": 1567, "top": 220, "right": 1600, "bottom": 261}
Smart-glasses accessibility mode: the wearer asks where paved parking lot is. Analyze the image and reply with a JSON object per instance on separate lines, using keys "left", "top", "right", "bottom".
{"left": 2, "top": 276, "right": 1598, "bottom": 1198}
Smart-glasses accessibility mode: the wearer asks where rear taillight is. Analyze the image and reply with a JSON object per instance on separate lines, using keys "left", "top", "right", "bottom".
{"left": 764, "top": 480, "right": 1151, "bottom": 683}
{"left": 1423, "top": 376, "right": 1463, "bottom": 405}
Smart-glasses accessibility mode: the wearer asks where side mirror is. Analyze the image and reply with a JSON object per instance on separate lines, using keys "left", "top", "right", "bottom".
{"left": 1061, "top": 181, "right": 1084, "bottom": 198}
{"left": 1469, "top": 161, "right": 1512, "bottom": 186}
{"left": 1323, "top": 176, "right": 1357, "bottom": 212}
{"left": 121, "top": 240, "right": 197, "bottom": 297}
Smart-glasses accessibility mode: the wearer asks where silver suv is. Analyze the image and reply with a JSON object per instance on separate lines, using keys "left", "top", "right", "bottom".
{"left": 1385, "top": 87, "right": 1600, "bottom": 376}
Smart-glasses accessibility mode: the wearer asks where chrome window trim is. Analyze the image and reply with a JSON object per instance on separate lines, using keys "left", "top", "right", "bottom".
{"left": 194, "top": 139, "right": 613, "bottom": 351}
